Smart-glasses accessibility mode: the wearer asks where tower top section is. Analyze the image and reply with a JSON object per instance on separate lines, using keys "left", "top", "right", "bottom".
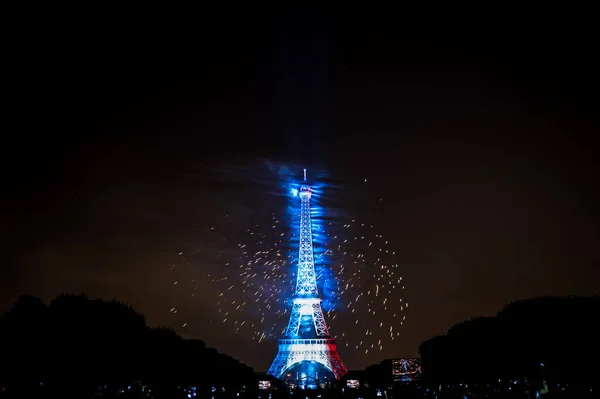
{"left": 299, "top": 168, "right": 311, "bottom": 199}
{"left": 299, "top": 185, "right": 311, "bottom": 200}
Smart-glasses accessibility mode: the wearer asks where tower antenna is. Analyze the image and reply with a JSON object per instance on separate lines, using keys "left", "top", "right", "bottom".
{"left": 303, "top": 168, "right": 307, "bottom": 181}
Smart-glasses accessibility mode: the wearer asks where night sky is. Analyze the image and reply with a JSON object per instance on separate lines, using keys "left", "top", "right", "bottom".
{"left": 2, "top": 9, "right": 599, "bottom": 372}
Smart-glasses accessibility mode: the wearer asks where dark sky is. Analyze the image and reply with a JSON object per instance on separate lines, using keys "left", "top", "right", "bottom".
{"left": 2, "top": 8, "right": 599, "bottom": 371}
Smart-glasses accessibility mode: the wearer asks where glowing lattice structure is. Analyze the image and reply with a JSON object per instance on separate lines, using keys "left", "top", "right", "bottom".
{"left": 268, "top": 170, "right": 347, "bottom": 382}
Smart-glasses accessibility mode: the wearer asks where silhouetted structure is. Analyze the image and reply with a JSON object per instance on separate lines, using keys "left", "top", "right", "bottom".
{"left": 0, "top": 294, "right": 255, "bottom": 398}
{"left": 419, "top": 296, "right": 600, "bottom": 386}
{"left": 363, "top": 359, "right": 393, "bottom": 387}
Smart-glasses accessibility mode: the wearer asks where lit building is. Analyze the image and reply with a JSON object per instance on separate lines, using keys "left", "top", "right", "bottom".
{"left": 392, "top": 358, "right": 421, "bottom": 382}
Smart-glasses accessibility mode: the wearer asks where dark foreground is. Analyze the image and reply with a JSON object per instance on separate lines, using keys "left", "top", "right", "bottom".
{"left": 1, "top": 381, "right": 596, "bottom": 399}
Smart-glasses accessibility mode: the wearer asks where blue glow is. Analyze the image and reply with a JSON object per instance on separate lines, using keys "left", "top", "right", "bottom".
{"left": 281, "top": 179, "right": 342, "bottom": 313}
{"left": 285, "top": 361, "right": 334, "bottom": 389}
{"left": 196, "top": 162, "right": 358, "bottom": 351}
{"left": 267, "top": 168, "right": 348, "bottom": 380}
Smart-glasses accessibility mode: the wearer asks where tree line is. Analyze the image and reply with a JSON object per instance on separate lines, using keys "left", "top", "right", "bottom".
{"left": 2, "top": 293, "right": 598, "bottom": 396}
{"left": 0, "top": 294, "right": 255, "bottom": 397}
{"left": 352, "top": 296, "right": 598, "bottom": 391}
{"left": 418, "top": 295, "right": 600, "bottom": 385}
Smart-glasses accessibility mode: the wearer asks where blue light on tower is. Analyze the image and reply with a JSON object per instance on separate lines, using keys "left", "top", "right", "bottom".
{"left": 268, "top": 169, "right": 347, "bottom": 386}
{"left": 281, "top": 170, "right": 342, "bottom": 315}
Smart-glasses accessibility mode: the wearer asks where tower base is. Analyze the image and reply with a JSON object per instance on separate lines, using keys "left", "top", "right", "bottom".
{"left": 268, "top": 338, "right": 348, "bottom": 384}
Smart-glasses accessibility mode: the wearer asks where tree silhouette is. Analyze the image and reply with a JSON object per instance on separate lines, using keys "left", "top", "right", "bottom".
{"left": 0, "top": 293, "right": 255, "bottom": 398}
{"left": 419, "top": 295, "right": 600, "bottom": 385}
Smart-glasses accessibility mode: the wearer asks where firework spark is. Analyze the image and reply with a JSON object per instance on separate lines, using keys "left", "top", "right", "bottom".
{"left": 170, "top": 162, "right": 408, "bottom": 357}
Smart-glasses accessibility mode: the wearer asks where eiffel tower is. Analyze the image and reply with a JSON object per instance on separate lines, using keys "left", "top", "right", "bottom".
{"left": 268, "top": 169, "right": 347, "bottom": 386}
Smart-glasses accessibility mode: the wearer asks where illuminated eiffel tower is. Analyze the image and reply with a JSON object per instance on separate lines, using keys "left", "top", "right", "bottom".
{"left": 268, "top": 169, "right": 347, "bottom": 386}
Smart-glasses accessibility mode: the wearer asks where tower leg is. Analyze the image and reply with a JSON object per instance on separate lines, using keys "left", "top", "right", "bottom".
{"left": 267, "top": 348, "right": 290, "bottom": 378}
{"left": 284, "top": 303, "right": 302, "bottom": 337}
{"left": 311, "top": 302, "right": 330, "bottom": 337}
